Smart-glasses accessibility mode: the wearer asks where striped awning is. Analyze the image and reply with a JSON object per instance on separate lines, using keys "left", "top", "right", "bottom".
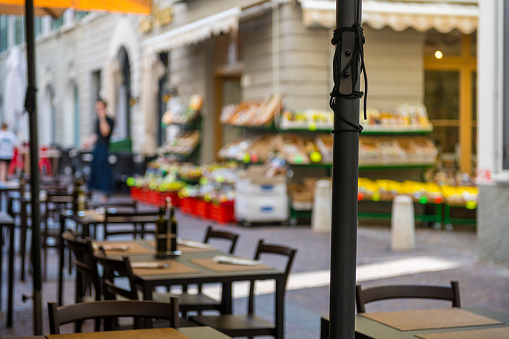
{"left": 300, "top": 0, "right": 478, "bottom": 34}
{"left": 144, "top": 7, "right": 241, "bottom": 54}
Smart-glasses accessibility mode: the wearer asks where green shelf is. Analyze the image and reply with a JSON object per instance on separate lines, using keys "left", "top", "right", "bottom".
{"left": 361, "top": 129, "right": 433, "bottom": 135}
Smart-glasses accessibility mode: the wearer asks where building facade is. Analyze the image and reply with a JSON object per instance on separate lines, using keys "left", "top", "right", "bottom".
{"left": 0, "top": 0, "right": 479, "bottom": 170}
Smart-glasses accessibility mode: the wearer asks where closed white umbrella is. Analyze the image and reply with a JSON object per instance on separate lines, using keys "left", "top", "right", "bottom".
{"left": 3, "top": 46, "right": 27, "bottom": 138}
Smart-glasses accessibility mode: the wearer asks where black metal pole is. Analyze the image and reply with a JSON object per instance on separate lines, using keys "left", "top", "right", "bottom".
{"left": 24, "top": 0, "right": 43, "bottom": 334}
{"left": 330, "top": 0, "right": 361, "bottom": 338}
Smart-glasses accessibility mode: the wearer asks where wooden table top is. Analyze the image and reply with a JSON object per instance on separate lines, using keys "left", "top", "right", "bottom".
{"left": 10, "top": 326, "right": 232, "bottom": 339}
{"left": 354, "top": 307, "right": 509, "bottom": 339}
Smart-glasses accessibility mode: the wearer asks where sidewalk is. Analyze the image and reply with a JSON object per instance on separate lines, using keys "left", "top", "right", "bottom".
{"left": 0, "top": 211, "right": 507, "bottom": 338}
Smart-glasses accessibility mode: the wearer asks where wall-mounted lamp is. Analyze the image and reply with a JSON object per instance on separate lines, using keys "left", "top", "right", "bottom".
{"left": 161, "top": 85, "right": 178, "bottom": 103}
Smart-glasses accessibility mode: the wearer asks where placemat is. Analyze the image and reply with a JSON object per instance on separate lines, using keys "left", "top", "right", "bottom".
{"left": 46, "top": 328, "right": 191, "bottom": 339}
{"left": 190, "top": 257, "right": 272, "bottom": 272}
{"left": 416, "top": 327, "right": 509, "bottom": 338}
{"left": 83, "top": 210, "right": 105, "bottom": 222}
{"left": 361, "top": 308, "right": 504, "bottom": 331}
{"left": 132, "top": 260, "right": 199, "bottom": 276}
{"left": 146, "top": 240, "right": 214, "bottom": 253}
{"left": 93, "top": 241, "right": 153, "bottom": 255}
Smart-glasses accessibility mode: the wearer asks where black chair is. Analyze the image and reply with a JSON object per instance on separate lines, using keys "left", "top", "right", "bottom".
{"left": 42, "top": 190, "right": 74, "bottom": 280}
{"left": 95, "top": 255, "right": 139, "bottom": 301}
{"left": 62, "top": 231, "right": 101, "bottom": 303}
{"left": 355, "top": 281, "right": 461, "bottom": 313}
{"left": 191, "top": 239, "right": 297, "bottom": 338}
{"left": 178, "top": 225, "right": 240, "bottom": 318}
{"left": 203, "top": 225, "right": 240, "bottom": 253}
{"left": 86, "top": 199, "right": 137, "bottom": 238}
{"left": 48, "top": 299, "right": 180, "bottom": 333}
{"left": 103, "top": 209, "right": 158, "bottom": 240}
{"left": 62, "top": 231, "right": 102, "bottom": 332}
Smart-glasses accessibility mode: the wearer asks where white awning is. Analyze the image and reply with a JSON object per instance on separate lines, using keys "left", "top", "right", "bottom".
{"left": 144, "top": 7, "right": 241, "bottom": 54}
{"left": 300, "top": 0, "right": 478, "bottom": 34}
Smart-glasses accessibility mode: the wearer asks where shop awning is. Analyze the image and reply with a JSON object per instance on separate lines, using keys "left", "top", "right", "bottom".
{"left": 144, "top": 7, "right": 241, "bottom": 54}
{"left": 300, "top": 0, "right": 478, "bottom": 34}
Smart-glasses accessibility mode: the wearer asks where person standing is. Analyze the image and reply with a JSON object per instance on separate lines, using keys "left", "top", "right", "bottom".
{"left": 84, "top": 99, "right": 115, "bottom": 200}
{"left": 0, "top": 123, "right": 17, "bottom": 182}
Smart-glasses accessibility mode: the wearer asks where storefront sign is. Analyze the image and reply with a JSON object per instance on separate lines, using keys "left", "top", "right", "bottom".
{"left": 139, "top": 5, "right": 173, "bottom": 34}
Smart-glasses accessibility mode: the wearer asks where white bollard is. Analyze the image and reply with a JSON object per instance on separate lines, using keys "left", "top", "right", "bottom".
{"left": 311, "top": 180, "right": 332, "bottom": 232}
{"left": 391, "top": 195, "right": 415, "bottom": 251}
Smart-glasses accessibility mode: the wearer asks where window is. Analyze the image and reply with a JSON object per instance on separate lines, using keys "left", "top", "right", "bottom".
{"left": 75, "top": 11, "right": 89, "bottom": 20}
{"left": 424, "top": 30, "right": 477, "bottom": 174}
{"left": 35, "top": 17, "right": 43, "bottom": 38}
{"left": 14, "top": 16, "right": 25, "bottom": 45}
{"left": 0, "top": 16, "right": 8, "bottom": 52}
{"left": 52, "top": 16, "right": 64, "bottom": 30}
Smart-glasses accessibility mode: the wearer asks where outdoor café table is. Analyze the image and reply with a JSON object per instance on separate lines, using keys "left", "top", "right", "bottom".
{"left": 57, "top": 209, "right": 159, "bottom": 305}
{"left": 321, "top": 307, "right": 509, "bottom": 339}
{"left": 78, "top": 239, "right": 288, "bottom": 339}
{"left": 8, "top": 326, "right": 232, "bottom": 339}
{"left": 7, "top": 192, "right": 36, "bottom": 281}
{"left": 0, "top": 181, "right": 20, "bottom": 211}
{"left": 0, "top": 212, "right": 16, "bottom": 327}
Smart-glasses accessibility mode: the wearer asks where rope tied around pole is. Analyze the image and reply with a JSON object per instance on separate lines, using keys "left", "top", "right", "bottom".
{"left": 24, "top": 85, "right": 37, "bottom": 114}
{"left": 330, "top": 23, "right": 368, "bottom": 134}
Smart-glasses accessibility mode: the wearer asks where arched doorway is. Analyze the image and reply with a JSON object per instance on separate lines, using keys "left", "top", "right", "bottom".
{"left": 114, "top": 47, "right": 131, "bottom": 147}
{"left": 40, "top": 84, "right": 55, "bottom": 146}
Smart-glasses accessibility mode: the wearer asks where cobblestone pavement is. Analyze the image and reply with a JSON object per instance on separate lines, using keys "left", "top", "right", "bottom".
{"left": 0, "top": 207, "right": 508, "bottom": 338}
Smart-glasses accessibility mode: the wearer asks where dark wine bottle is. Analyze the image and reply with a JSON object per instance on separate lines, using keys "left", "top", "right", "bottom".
{"left": 18, "top": 170, "right": 26, "bottom": 196}
{"left": 77, "top": 179, "right": 86, "bottom": 213}
{"left": 72, "top": 177, "right": 80, "bottom": 213}
{"left": 169, "top": 204, "right": 178, "bottom": 253}
{"left": 155, "top": 206, "right": 168, "bottom": 257}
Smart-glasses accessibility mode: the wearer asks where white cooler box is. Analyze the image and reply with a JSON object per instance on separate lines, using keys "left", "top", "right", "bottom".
{"left": 235, "top": 194, "right": 288, "bottom": 223}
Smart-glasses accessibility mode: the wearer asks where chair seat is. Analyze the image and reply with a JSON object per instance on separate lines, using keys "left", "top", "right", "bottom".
{"left": 153, "top": 292, "right": 220, "bottom": 312}
{"left": 191, "top": 314, "right": 275, "bottom": 336}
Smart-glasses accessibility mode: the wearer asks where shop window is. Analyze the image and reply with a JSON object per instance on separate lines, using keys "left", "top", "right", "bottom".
{"left": 0, "top": 16, "right": 8, "bottom": 52}
{"left": 425, "top": 71, "right": 459, "bottom": 154}
{"left": 52, "top": 16, "right": 64, "bottom": 30}
{"left": 75, "top": 11, "right": 89, "bottom": 20}
{"left": 35, "top": 17, "right": 43, "bottom": 38}
{"left": 14, "top": 16, "right": 25, "bottom": 45}
{"left": 424, "top": 31, "right": 477, "bottom": 174}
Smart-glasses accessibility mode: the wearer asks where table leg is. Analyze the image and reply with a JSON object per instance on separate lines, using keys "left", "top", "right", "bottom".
{"left": 20, "top": 201, "right": 27, "bottom": 281}
{"left": 220, "top": 282, "right": 233, "bottom": 314}
{"left": 275, "top": 278, "right": 285, "bottom": 339}
{"left": 7, "top": 224, "right": 15, "bottom": 327}
{"left": 58, "top": 214, "right": 65, "bottom": 306}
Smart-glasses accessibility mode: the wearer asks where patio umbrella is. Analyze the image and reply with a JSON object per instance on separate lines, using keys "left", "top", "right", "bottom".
{"left": 3, "top": 45, "right": 26, "bottom": 135}
{"left": 330, "top": 0, "right": 364, "bottom": 338}
{"left": 0, "top": 0, "right": 150, "bottom": 335}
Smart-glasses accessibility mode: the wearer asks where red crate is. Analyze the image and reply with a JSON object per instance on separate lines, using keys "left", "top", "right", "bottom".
{"left": 156, "top": 191, "right": 180, "bottom": 207}
{"left": 180, "top": 197, "right": 197, "bottom": 215}
{"left": 195, "top": 199, "right": 211, "bottom": 219}
{"left": 210, "top": 201, "right": 235, "bottom": 223}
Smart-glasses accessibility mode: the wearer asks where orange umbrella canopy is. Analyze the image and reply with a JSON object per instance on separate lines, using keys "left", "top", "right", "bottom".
{"left": 0, "top": 0, "right": 151, "bottom": 16}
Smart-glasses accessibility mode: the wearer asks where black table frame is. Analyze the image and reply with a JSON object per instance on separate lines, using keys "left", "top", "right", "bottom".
{"left": 0, "top": 212, "right": 16, "bottom": 327}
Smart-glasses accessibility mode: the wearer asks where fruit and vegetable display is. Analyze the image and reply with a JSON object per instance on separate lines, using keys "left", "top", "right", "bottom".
{"left": 162, "top": 94, "right": 203, "bottom": 125}
{"left": 220, "top": 95, "right": 281, "bottom": 127}
{"left": 358, "top": 178, "right": 478, "bottom": 209}
{"left": 362, "top": 104, "right": 432, "bottom": 131}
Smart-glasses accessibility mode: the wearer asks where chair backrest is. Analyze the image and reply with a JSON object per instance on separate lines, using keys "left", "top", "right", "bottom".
{"left": 48, "top": 299, "right": 180, "bottom": 334}
{"left": 95, "top": 255, "right": 139, "bottom": 301}
{"left": 248, "top": 239, "right": 297, "bottom": 314}
{"left": 87, "top": 199, "right": 138, "bottom": 211}
{"left": 203, "top": 225, "right": 240, "bottom": 254}
{"left": 355, "top": 281, "right": 461, "bottom": 313}
{"left": 103, "top": 209, "right": 157, "bottom": 239}
{"left": 62, "top": 231, "right": 101, "bottom": 301}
